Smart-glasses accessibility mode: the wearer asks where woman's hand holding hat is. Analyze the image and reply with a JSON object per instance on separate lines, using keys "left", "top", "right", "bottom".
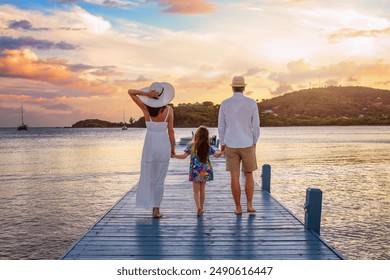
{"left": 147, "top": 90, "right": 159, "bottom": 99}
{"left": 139, "top": 82, "right": 175, "bottom": 108}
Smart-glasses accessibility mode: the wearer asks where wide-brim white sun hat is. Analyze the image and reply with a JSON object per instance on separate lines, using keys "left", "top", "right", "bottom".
{"left": 139, "top": 82, "right": 175, "bottom": 108}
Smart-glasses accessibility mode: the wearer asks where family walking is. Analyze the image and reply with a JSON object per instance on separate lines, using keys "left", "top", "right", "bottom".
{"left": 128, "top": 76, "right": 260, "bottom": 218}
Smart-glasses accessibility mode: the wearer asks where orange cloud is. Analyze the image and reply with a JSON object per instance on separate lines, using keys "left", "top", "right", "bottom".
{"left": 0, "top": 48, "right": 123, "bottom": 97}
{"left": 328, "top": 27, "right": 390, "bottom": 42}
{"left": 0, "top": 49, "right": 74, "bottom": 83}
{"left": 158, "top": 0, "right": 215, "bottom": 14}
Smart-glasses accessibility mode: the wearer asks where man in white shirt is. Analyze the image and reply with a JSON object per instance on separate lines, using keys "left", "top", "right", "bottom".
{"left": 218, "top": 76, "right": 260, "bottom": 215}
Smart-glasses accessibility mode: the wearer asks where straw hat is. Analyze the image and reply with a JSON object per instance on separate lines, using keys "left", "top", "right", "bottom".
{"left": 139, "top": 82, "right": 175, "bottom": 108}
{"left": 230, "top": 75, "right": 247, "bottom": 87}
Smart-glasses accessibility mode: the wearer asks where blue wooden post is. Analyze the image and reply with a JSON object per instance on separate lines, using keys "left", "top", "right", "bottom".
{"left": 261, "top": 164, "right": 271, "bottom": 193}
{"left": 304, "top": 188, "right": 322, "bottom": 235}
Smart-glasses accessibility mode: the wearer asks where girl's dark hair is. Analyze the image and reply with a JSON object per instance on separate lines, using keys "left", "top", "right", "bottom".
{"left": 193, "top": 126, "right": 210, "bottom": 163}
{"left": 147, "top": 105, "right": 166, "bottom": 118}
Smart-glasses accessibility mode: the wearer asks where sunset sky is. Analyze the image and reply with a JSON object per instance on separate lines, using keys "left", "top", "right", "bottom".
{"left": 1, "top": 0, "right": 390, "bottom": 127}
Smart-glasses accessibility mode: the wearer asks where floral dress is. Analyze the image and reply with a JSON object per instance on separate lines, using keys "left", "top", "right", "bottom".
{"left": 184, "top": 145, "right": 216, "bottom": 182}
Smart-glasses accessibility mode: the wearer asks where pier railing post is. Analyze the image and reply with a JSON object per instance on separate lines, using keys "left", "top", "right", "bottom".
{"left": 261, "top": 164, "right": 271, "bottom": 193}
{"left": 304, "top": 188, "right": 322, "bottom": 235}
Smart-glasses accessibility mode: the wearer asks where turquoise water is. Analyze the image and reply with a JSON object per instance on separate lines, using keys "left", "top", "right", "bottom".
{"left": 0, "top": 126, "right": 389, "bottom": 259}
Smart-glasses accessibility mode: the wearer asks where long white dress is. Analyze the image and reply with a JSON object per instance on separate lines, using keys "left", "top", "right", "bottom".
{"left": 136, "top": 108, "right": 171, "bottom": 209}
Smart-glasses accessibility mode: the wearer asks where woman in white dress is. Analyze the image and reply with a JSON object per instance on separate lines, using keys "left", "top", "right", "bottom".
{"left": 128, "top": 82, "right": 175, "bottom": 218}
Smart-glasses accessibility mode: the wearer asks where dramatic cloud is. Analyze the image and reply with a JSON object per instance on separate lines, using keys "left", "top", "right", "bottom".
{"left": 7, "top": 19, "right": 84, "bottom": 31}
{"left": 8, "top": 20, "right": 34, "bottom": 30}
{"left": 0, "top": 49, "right": 76, "bottom": 82}
{"left": 0, "top": 36, "right": 78, "bottom": 50}
{"left": 0, "top": 49, "right": 122, "bottom": 98}
{"left": 158, "top": 0, "right": 215, "bottom": 14}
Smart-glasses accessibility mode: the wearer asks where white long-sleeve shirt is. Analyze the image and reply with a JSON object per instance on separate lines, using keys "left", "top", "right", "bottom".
{"left": 218, "top": 92, "right": 260, "bottom": 148}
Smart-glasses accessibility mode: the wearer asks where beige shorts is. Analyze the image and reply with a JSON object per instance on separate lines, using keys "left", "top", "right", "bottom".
{"left": 225, "top": 146, "right": 258, "bottom": 173}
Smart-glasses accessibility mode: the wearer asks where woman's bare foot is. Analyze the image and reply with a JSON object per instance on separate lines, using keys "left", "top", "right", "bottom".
{"left": 197, "top": 208, "right": 203, "bottom": 217}
{"left": 153, "top": 208, "right": 162, "bottom": 218}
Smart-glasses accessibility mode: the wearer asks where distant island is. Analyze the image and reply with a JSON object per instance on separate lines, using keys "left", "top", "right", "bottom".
{"left": 72, "top": 86, "right": 390, "bottom": 128}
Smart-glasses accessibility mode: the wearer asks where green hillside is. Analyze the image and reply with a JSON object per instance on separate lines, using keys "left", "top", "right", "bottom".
{"left": 259, "top": 86, "right": 390, "bottom": 126}
{"left": 72, "top": 119, "right": 121, "bottom": 128}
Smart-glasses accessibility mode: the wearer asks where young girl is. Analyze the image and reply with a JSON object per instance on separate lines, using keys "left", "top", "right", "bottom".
{"left": 172, "top": 126, "right": 224, "bottom": 216}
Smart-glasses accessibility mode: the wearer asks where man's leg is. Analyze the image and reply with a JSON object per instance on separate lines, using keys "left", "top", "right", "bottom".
{"left": 244, "top": 171, "right": 255, "bottom": 212}
{"left": 241, "top": 146, "right": 257, "bottom": 213}
{"left": 230, "top": 171, "right": 242, "bottom": 215}
{"left": 226, "top": 147, "right": 242, "bottom": 215}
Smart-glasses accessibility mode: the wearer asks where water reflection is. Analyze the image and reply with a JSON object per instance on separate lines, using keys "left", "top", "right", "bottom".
{"left": 0, "top": 126, "right": 389, "bottom": 259}
{"left": 257, "top": 126, "right": 390, "bottom": 259}
{"left": 134, "top": 218, "right": 162, "bottom": 259}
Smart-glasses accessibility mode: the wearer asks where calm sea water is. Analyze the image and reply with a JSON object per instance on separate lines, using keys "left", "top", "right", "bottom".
{"left": 0, "top": 126, "right": 388, "bottom": 260}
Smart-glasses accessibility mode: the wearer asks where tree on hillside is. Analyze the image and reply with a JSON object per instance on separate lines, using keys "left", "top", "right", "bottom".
{"left": 202, "top": 101, "right": 214, "bottom": 106}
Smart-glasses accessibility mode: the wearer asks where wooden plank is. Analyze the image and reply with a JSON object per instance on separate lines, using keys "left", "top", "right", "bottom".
{"left": 60, "top": 155, "right": 343, "bottom": 260}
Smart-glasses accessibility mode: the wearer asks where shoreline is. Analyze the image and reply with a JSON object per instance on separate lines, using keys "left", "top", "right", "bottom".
{"left": 1, "top": 124, "right": 389, "bottom": 129}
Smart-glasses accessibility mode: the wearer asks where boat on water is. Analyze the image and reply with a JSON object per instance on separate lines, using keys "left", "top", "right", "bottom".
{"left": 17, "top": 104, "right": 28, "bottom": 131}
{"left": 177, "top": 136, "right": 193, "bottom": 146}
{"left": 177, "top": 133, "right": 219, "bottom": 147}
{"left": 121, "top": 108, "right": 128, "bottom": 130}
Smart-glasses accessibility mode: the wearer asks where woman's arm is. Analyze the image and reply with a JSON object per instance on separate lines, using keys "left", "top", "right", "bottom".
{"left": 167, "top": 106, "right": 176, "bottom": 156}
{"left": 127, "top": 89, "right": 158, "bottom": 114}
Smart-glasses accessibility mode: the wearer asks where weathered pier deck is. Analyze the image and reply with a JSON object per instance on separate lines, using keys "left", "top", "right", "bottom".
{"left": 60, "top": 153, "right": 343, "bottom": 260}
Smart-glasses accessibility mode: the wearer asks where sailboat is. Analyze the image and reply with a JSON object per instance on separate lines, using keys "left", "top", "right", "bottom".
{"left": 121, "top": 108, "right": 128, "bottom": 130}
{"left": 17, "top": 103, "right": 28, "bottom": 131}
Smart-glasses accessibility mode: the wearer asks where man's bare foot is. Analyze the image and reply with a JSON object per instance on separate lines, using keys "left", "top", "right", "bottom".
{"left": 247, "top": 206, "right": 256, "bottom": 213}
{"left": 234, "top": 206, "right": 243, "bottom": 215}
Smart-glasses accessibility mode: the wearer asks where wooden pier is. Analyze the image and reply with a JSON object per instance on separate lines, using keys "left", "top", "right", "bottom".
{"left": 60, "top": 154, "right": 343, "bottom": 260}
